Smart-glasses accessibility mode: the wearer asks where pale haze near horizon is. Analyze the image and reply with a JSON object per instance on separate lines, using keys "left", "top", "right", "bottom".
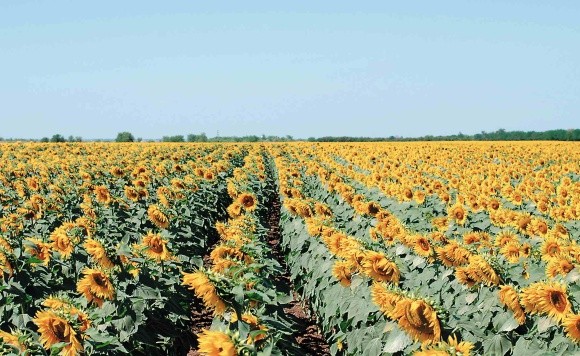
{"left": 1, "top": 1, "right": 578, "bottom": 140}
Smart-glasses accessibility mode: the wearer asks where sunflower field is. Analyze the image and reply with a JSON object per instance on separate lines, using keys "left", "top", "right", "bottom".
{"left": 0, "top": 141, "right": 578, "bottom": 355}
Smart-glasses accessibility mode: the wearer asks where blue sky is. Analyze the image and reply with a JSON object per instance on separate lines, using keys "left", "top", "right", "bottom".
{"left": 1, "top": 1, "right": 578, "bottom": 139}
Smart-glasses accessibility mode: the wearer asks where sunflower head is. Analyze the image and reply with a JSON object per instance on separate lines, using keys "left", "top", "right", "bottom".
{"left": 147, "top": 204, "right": 170, "bottom": 229}
{"left": 520, "top": 282, "right": 571, "bottom": 323}
{"left": 361, "top": 251, "right": 400, "bottom": 284}
{"left": 332, "top": 260, "right": 356, "bottom": 287}
{"left": 564, "top": 314, "right": 580, "bottom": 343}
{"left": 393, "top": 298, "right": 441, "bottom": 344}
{"left": 182, "top": 270, "right": 226, "bottom": 315}
{"left": 197, "top": 329, "right": 236, "bottom": 356}
{"left": 33, "top": 310, "right": 83, "bottom": 355}
{"left": 76, "top": 268, "right": 115, "bottom": 307}
{"left": 236, "top": 193, "right": 257, "bottom": 212}
{"left": 139, "top": 232, "right": 171, "bottom": 262}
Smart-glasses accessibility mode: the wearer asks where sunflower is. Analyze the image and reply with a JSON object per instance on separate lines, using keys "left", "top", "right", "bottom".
{"left": 50, "top": 228, "right": 74, "bottom": 259}
{"left": 520, "top": 282, "right": 571, "bottom": 323}
{"left": 414, "top": 335, "right": 474, "bottom": 356}
{"left": 25, "top": 237, "right": 51, "bottom": 265}
{"left": 230, "top": 313, "right": 268, "bottom": 342}
{"left": 500, "top": 243, "right": 521, "bottom": 263}
{"left": 361, "top": 251, "right": 400, "bottom": 284}
{"left": 435, "top": 241, "right": 471, "bottom": 267}
{"left": 412, "top": 235, "right": 433, "bottom": 259}
{"left": 227, "top": 202, "right": 243, "bottom": 218}
{"left": 124, "top": 186, "right": 140, "bottom": 202}
{"left": 332, "top": 260, "right": 356, "bottom": 287}
{"left": 43, "top": 297, "right": 91, "bottom": 332}
{"left": 182, "top": 271, "right": 226, "bottom": 315}
{"left": 494, "top": 230, "right": 518, "bottom": 248}
{"left": 0, "top": 330, "right": 26, "bottom": 353}
{"left": 563, "top": 314, "right": 580, "bottom": 343}
{"left": 465, "top": 255, "right": 500, "bottom": 286}
{"left": 392, "top": 298, "right": 441, "bottom": 343}
{"left": 531, "top": 219, "right": 549, "bottom": 236}
{"left": 147, "top": 204, "right": 170, "bottom": 229}
{"left": 314, "top": 202, "right": 333, "bottom": 217}
{"left": 364, "top": 201, "right": 381, "bottom": 216}
{"left": 546, "top": 257, "right": 575, "bottom": 278}
{"left": 33, "top": 310, "right": 83, "bottom": 356}
{"left": 448, "top": 203, "right": 467, "bottom": 225}
{"left": 83, "top": 238, "right": 114, "bottom": 268}
{"left": 197, "top": 329, "right": 236, "bottom": 356}
{"left": 139, "top": 231, "right": 171, "bottom": 262}
{"left": 455, "top": 267, "right": 478, "bottom": 288}
{"left": 110, "top": 166, "right": 124, "bottom": 177}
{"left": 371, "top": 283, "right": 402, "bottom": 319}
{"left": 236, "top": 193, "right": 257, "bottom": 212}
{"left": 76, "top": 268, "right": 115, "bottom": 307}
{"left": 431, "top": 217, "right": 449, "bottom": 232}
{"left": 488, "top": 198, "right": 501, "bottom": 211}
{"left": 498, "top": 285, "right": 526, "bottom": 324}
{"left": 93, "top": 185, "right": 111, "bottom": 205}
{"left": 541, "top": 237, "right": 564, "bottom": 261}
{"left": 516, "top": 214, "right": 532, "bottom": 233}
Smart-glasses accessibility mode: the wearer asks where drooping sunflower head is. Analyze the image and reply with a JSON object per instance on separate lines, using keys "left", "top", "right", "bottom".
{"left": 24, "top": 237, "right": 51, "bottom": 265}
{"left": 546, "top": 257, "right": 575, "bottom": 278}
{"left": 182, "top": 270, "right": 226, "bottom": 315}
{"left": 498, "top": 285, "right": 526, "bottom": 325}
{"left": 227, "top": 202, "right": 243, "bottom": 218}
{"left": 76, "top": 268, "right": 115, "bottom": 307}
{"left": 33, "top": 310, "right": 83, "bottom": 355}
{"left": 83, "top": 238, "right": 114, "bottom": 269}
{"left": 332, "top": 260, "right": 356, "bottom": 287}
{"left": 361, "top": 251, "right": 400, "bottom": 284}
{"left": 147, "top": 204, "right": 170, "bottom": 229}
{"left": 0, "top": 329, "right": 26, "bottom": 353}
{"left": 371, "top": 283, "right": 402, "bottom": 319}
{"left": 436, "top": 241, "right": 471, "bottom": 267}
{"left": 50, "top": 227, "right": 74, "bottom": 259}
{"left": 393, "top": 298, "right": 441, "bottom": 344}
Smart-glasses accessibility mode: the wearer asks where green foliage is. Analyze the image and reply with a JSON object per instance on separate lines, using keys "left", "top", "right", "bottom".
{"left": 115, "top": 131, "right": 135, "bottom": 142}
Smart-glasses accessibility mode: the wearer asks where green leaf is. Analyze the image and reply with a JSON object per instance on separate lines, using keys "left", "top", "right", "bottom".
{"left": 363, "top": 338, "right": 383, "bottom": 356}
{"left": 382, "top": 325, "right": 412, "bottom": 354}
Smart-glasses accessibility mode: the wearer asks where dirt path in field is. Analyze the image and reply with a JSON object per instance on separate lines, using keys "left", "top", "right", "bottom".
{"left": 266, "top": 195, "right": 331, "bottom": 356}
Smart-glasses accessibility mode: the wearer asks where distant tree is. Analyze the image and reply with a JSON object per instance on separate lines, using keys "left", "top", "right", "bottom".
{"left": 40, "top": 137, "right": 49, "bottom": 142}
{"left": 137, "top": 137, "right": 142, "bottom": 142}
{"left": 162, "top": 135, "right": 185, "bottom": 142}
{"left": 116, "top": 131, "right": 135, "bottom": 142}
{"left": 187, "top": 133, "right": 208, "bottom": 142}
{"left": 50, "top": 134, "right": 66, "bottom": 143}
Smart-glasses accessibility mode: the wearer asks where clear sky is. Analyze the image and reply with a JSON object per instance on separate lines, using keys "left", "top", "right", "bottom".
{"left": 1, "top": 1, "right": 578, "bottom": 139}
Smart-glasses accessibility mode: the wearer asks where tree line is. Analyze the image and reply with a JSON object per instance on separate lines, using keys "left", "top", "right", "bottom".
{"left": 0, "top": 128, "right": 578, "bottom": 142}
